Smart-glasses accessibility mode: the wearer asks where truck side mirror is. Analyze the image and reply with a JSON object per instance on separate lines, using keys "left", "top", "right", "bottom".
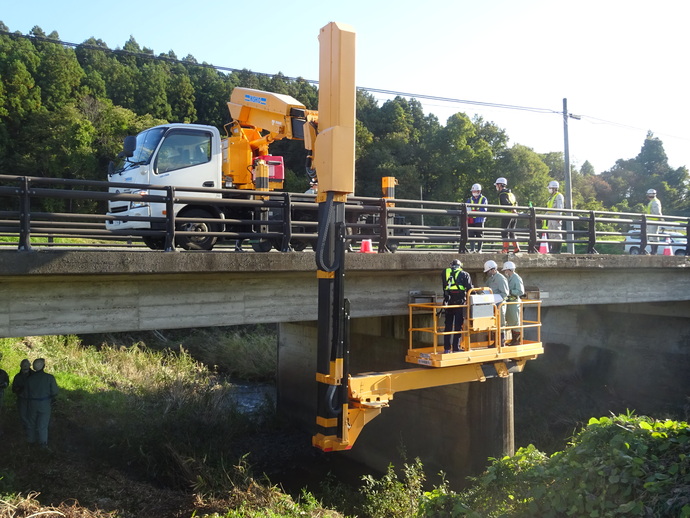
{"left": 122, "top": 135, "right": 136, "bottom": 158}
{"left": 107, "top": 161, "right": 115, "bottom": 176}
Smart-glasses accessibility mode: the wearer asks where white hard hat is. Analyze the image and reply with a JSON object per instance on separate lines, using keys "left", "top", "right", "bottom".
{"left": 450, "top": 259, "right": 462, "bottom": 268}
{"left": 495, "top": 177, "right": 507, "bottom": 186}
{"left": 548, "top": 180, "right": 559, "bottom": 189}
{"left": 471, "top": 183, "right": 482, "bottom": 192}
{"left": 483, "top": 260, "right": 498, "bottom": 272}
{"left": 647, "top": 188, "right": 657, "bottom": 196}
{"left": 502, "top": 261, "right": 516, "bottom": 271}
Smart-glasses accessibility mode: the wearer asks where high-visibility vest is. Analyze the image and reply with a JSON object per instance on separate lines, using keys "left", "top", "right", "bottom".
{"left": 498, "top": 190, "right": 517, "bottom": 213}
{"left": 444, "top": 268, "right": 467, "bottom": 292}
{"left": 644, "top": 198, "right": 662, "bottom": 221}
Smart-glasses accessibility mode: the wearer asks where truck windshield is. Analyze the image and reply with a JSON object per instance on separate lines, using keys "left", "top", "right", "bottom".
{"left": 114, "top": 127, "right": 166, "bottom": 172}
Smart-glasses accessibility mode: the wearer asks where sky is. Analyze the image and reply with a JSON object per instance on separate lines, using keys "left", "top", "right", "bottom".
{"left": 3, "top": 0, "right": 690, "bottom": 175}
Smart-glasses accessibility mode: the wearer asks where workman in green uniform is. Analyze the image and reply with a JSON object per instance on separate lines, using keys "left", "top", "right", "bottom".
{"left": 484, "top": 260, "right": 509, "bottom": 347}
{"left": 12, "top": 359, "right": 33, "bottom": 435}
{"left": 442, "top": 259, "right": 473, "bottom": 353}
{"left": 25, "top": 358, "right": 59, "bottom": 448}
{"left": 495, "top": 177, "right": 520, "bottom": 253}
{"left": 502, "top": 261, "right": 525, "bottom": 345}
{"left": 0, "top": 359, "right": 9, "bottom": 436}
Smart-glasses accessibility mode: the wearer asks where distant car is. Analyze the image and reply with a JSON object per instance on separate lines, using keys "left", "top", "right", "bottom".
{"left": 624, "top": 231, "right": 687, "bottom": 256}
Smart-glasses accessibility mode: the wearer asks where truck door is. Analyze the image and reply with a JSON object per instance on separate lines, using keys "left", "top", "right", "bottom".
{"left": 151, "top": 128, "right": 221, "bottom": 202}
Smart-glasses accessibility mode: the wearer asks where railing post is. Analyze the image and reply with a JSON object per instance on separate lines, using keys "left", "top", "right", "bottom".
{"left": 281, "top": 192, "right": 293, "bottom": 252}
{"left": 527, "top": 206, "right": 538, "bottom": 253}
{"left": 164, "top": 186, "right": 176, "bottom": 252}
{"left": 378, "top": 198, "right": 389, "bottom": 253}
{"left": 587, "top": 211, "right": 598, "bottom": 254}
{"left": 640, "top": 215, "right": 649, "bottom": 255}
{"left": 18, "top": 176, "right": 33, "bottom": 252}
{"left": 458, "top": 203, "right": 468, "bottom": 254}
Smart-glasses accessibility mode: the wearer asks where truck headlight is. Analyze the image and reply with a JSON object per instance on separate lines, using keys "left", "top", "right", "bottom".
{"left": 130, "top": 189, "right": 149, "bottom": 209}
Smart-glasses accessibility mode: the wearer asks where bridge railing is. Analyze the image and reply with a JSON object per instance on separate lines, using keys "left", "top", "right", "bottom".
{"left": 0, "top": 174, "right": 687, "bottom": 254}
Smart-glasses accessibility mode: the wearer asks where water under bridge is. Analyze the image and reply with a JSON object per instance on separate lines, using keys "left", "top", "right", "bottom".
{"left": 1, "top": 249, "right": 688, "bottom": 484}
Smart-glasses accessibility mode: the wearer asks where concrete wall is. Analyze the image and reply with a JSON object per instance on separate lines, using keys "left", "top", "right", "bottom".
{"left": 279, "top": 316, "right": 514, "bottom": 487}
{"left": 538, "top": 301, "right": 690, "bottom": 417}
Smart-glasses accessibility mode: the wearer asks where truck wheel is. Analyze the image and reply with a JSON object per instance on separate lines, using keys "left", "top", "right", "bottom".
{"left": 628, "top": 246, "right": 640, "bottom": 255}
{"left": 675, "top": 249, "right": 686, "bottom": 256}
{"left": 251, "top": 239, "right": 273, "bottom": 253}
{"left": 143, "top": 236, "right": 166, "bottom": 250}
{"left": 176, "top": 209, "right": 218, "bottom": 251}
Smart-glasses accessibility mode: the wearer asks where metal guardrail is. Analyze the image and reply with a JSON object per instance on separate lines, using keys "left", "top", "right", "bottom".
{"left": 0, "top": 174, "right": 688, "bottom": 255}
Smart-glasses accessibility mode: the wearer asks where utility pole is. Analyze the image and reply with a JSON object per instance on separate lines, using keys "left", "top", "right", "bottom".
{"left": 562, "top": 98, "right": 580, "bottom": 254}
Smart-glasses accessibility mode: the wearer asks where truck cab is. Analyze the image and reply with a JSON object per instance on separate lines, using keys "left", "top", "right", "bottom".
{"left": 106, "top": 124, "right": 224, "bottom": 250}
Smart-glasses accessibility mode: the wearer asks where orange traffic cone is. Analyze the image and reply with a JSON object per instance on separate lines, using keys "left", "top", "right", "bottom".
{"left": 539, "top": 234, "right": 549, "bottom": 254}
{"left": 663, "top": 238, "right": 672, "bottom": 256}
{"left": 359, "top": 239, "right": 375, "bottom": 253}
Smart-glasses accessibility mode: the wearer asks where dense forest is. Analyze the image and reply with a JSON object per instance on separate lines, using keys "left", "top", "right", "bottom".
{"left": 1, "top": 23, "right": 688, "bottom": 215}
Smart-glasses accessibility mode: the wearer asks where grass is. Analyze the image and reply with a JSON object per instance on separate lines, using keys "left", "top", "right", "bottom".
{"left": 0, "top": 329, "right": 346, "bottom": 517}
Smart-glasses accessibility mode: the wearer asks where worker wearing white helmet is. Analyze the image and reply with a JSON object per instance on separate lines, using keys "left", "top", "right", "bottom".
{"left": 466, "top": 183, "right": 488, "bottom": 252}
{"left": 544, "top": 180, "right": 565, "bottom": 254}
{"left": 484, "top": 260, "right": 509, "bottom": 347}
{"left": 644, "top": 188, "right": 663, "bottom": 254}
{"left": 502, "top": 261, "right": 525, "bottom": 345}
{"left": 495, "top": 178, "right": 519, "bottom": 253}
{"left": 441, "top": 259, "right": 473, "bottom": 353}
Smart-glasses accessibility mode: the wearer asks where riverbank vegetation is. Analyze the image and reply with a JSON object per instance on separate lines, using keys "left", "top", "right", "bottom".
{"left": 1, "top": 330, "right": 689, "bottom": 517}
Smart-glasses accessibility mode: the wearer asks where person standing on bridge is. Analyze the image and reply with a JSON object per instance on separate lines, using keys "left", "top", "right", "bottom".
{"left": 644, "top": 189, "right": 663, "bottom": 255}
{"left": 25, "top": 358, "right": 59, "bottom": 449}
{"left": 442, "top": 259, "right": 473, "bottom": 353}
{"left": 502, "top": 261, "right": 525, "bottom": 345}
{"left": 544, "top": 181, "right": 564, "bottom": 254}
{"left": 466, "top": 183, "right": 488, "bottom": 253}
{"left": 484, "top": 260, "right": 509, "bottom": 347}
{"left": 495, "top": 178, "right": 520, "bottom": 254}
{"left": 12, "top": 359, "right": 33, "bottom": 436}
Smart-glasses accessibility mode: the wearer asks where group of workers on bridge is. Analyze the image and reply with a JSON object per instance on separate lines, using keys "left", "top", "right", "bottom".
{"left": 441, "top": 257, "right": 525, "bottom": 353}
{"left": 0, "top": 357, "right": 59, "bottom": 449}
{"left": 466, "top": 178, "right": 664, "bottom": 255}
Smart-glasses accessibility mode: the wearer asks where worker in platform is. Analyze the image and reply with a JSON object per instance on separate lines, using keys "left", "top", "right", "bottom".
{"left": 544, "top": 181, "right": 564, "bottom": 254}
{"left": 25, "top": 358, "right": 59, "bottom": 448}
{"left": 442, "top": 259, "right": 473, "bottom": 353}
{"left": 466, "top": 183, "right": 488, "bottom": 253}
{"left": 484, "top": 260, "right": 509, "bottom": 347}
{"left": 12, "top": 359, "right": 33, "bottom": 435}
{"left": 495, "top": 177, "right": 520, "bottom": 253}
{"left": 502, "top": 261, "right": 525, "bottom": 345}
{"left": 644, "top": 189, "right": 662, "bottom": 255}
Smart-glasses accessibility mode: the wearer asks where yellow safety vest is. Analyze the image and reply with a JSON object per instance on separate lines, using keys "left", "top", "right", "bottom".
{"left": 444, "top": 268, "right": 467, "bottom": 292}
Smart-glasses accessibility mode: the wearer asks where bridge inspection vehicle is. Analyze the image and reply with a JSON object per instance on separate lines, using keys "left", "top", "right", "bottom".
{"left": 308, "top": 22, "right": 544, "bottom": 452}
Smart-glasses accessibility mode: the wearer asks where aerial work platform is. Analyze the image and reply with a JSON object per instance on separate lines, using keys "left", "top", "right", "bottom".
{"left": 406, "top": 288, "right": 543, "bottom": 368}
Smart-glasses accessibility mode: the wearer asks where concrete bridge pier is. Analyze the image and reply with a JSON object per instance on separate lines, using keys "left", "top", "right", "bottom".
{"left": 278, "top": 315, "right": 515, "bottom": 486}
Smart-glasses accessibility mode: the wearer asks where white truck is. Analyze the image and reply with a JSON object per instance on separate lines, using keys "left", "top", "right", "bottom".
{"left": 106, "top": 87, "right": 318, "bottom": 251}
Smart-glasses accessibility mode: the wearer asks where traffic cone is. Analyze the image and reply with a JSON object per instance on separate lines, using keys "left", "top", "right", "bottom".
{"left": 663, "top": 238, "right": 672, "bottom": 256}
{"left": 359, "top": 239, "right": 375, "bottom": 253}
{"left": 539, "top": 234, "right": 549, "bottom": 254}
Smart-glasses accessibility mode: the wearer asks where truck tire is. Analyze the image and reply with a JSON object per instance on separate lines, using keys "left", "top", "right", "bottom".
{"left": 143, "top": 236, "right": 166, "bottom": 250}
{"left": 175, "top": 208, "right": 219, "bottom": 251}
{"left": 251, "top": 239, "right": 273, "bottom": 253}
{"left": 628, "top": 246, "right": 641, "bottom": 255}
